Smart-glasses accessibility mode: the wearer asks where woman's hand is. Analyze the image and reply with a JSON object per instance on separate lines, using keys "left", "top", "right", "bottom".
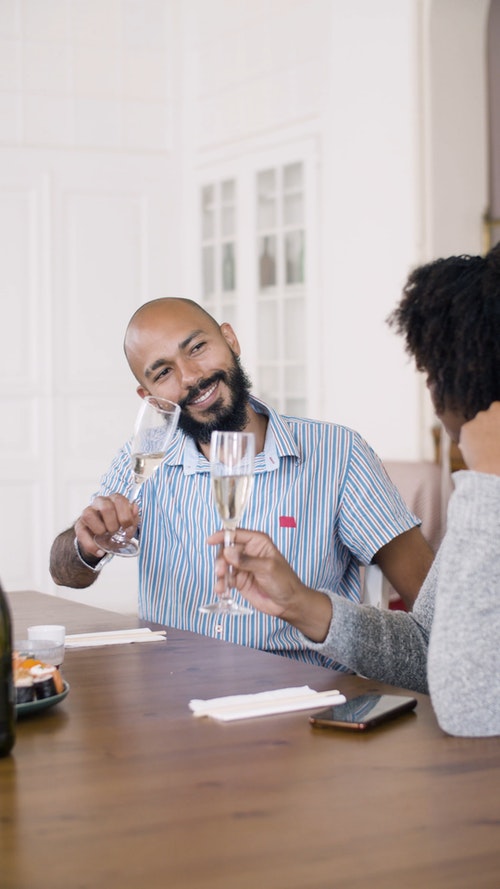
{"left": 207, "top": 528, "right": 333, "bottom": 641}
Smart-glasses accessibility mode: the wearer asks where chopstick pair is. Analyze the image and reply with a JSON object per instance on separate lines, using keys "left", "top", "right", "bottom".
{"left": 189, "top": 686, "right": 346, "bottom": 721}
{"left": 65, "top": 628, "right": 167, "bottom": 648}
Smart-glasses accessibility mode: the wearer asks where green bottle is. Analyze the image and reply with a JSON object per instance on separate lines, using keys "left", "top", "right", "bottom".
{"left": 0, "top": 580, "right": 15, "bottom": 757}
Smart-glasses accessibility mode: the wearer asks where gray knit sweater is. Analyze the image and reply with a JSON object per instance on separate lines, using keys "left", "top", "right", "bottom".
{"left": 303, "top": 471, "right": 500, "bottom": 737}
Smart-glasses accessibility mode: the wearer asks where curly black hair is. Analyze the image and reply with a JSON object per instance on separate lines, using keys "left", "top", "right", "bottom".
{"left": 387, "top": 242, "right": 500, "bottom": 420}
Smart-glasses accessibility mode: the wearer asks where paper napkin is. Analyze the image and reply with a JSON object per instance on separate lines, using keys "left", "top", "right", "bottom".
{"left": 189, "top": 685, "right": 346, "bottom": 722}
{"left": 65, "top": 628, "right": 167, "bottom": 648}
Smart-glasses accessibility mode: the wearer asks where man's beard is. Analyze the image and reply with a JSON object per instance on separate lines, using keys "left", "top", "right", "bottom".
{"left": 177, "top": 354, "right": 253, "bottom": 445}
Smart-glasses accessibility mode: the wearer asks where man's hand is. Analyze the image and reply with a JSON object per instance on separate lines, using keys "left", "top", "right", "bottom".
{"left": 76, "top": 494, "right": 140, "bottom": 560}
{"left": 50, "top": 493, "right": 140, "bottom": 589}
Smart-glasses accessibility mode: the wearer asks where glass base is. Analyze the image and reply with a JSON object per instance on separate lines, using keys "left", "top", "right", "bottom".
{"left": 94, "top": 532, "right": 139, "bottom": 558}
{"left": 199, "top": 599, "right": 252, "bottom": 616}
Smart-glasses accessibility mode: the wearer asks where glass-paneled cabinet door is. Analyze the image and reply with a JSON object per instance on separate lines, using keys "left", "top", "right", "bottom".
{"left": 221, "top": 179, "right": 236, "bottom": 291}
{"left": 257, "top": 169, "right": 277, "bottom": 289}
{"left": 201, "top": 185, "right": 215, "bottom": 298}
{"left": 256, "top": 161, "right": 306, "bottom": 416}
{"left": 283, "top": 161, "right": 304, "bottom": 285}
{"left": 200, "top": 178, "right": 237, "bottom": 326}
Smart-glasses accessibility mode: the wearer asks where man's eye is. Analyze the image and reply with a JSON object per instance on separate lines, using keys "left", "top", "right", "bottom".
{"left": 154, "top": 367, "right": 170, "bottom": 382}
{"left": 191, "top": 341, "right": 206, "bottom": 353}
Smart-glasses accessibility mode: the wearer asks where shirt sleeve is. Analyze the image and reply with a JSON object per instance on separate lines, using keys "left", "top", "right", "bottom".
{"left": 337, "top": 432, "right": 421, "bottom": 565}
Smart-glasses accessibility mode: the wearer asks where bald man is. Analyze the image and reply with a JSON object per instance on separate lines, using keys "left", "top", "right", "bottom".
{"left": 50, "top": 298, "right": 433, "bottom": 669}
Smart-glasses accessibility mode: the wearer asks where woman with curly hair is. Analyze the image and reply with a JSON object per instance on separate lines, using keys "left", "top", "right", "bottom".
{"left": 390, "top": 244, "right": 500, "bottom": 427}
{"left": 210, "top": 241, "right": 500, "bottom": 738}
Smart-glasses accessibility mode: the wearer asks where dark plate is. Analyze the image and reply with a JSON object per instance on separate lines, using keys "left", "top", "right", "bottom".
{"left": 16, "top": 680, "right": 70, "bottom": 718}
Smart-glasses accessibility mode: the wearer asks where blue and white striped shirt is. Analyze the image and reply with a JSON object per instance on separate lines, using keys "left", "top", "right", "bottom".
{"left": 95, "top": 397, "right": 418, "bottom": 669}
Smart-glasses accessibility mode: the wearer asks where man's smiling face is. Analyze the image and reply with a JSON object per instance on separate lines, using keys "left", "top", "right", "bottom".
{"left": 124, "top": 298, "right": 252, "bottom": 445}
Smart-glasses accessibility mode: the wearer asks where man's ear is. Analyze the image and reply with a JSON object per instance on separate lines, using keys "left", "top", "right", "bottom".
{"left": 220, "top": 322, "right": 240, "bottom": 356}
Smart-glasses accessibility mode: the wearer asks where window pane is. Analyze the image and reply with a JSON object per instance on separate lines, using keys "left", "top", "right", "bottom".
{"left": 202, "top": 246, "right": 215, "bottom": 296}
{"left": 202, "top": 184, "right": 214, "bottom": 204}
{"left": 258, "top": 365, "right": 280, "bottom": 404}
{"left": 284, "top": 364, "right": 306, "bottom": 394}
{"left": 258, "top": 236, "right": 277, "bottom": 288}
{"left": 283, "top": 162, "right": 303, "bottom": 190}
{"left": 257, "top": 168, "right": 277, "bottom": 230}
{"left": 220, "top": 301, "right": 237, "bottom": 327}
{"left": 284, "top": 299, "right": 305, "bottom": 360}
{"left": 221, "top": 179, "right": 235, "bottom": 203}
{"left": 257, "top": 169, "right": 276, "bottom": 193}
{"left": 221, "top": 205, "right": 235, "bottom": 238}
{"left": 283, "top": 192, "right": 303, "bottom": 226}
{"left": 285, "top": 231, "right": 304, "bottom": 284}
{"left": 256, "top": 299, "right": 278, "bottom": 360}
{"left": 221, "top": 243, "right": 236, "bottom": 291}
{"left": 202, "top": 186, "right": 215, "bottom": 240}
{"left": 257, "top": 194, "right": 276, "bottom": 230}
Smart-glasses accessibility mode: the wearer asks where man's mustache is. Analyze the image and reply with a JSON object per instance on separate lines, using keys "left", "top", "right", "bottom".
{"left": 179, "top": 372, "right": 226, "bottom": 410}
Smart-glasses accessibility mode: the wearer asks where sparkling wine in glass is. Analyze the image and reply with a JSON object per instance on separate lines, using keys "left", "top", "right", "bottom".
{"left": 94, "top": 396, "right": 180, "bottom": 557}
{"left": 200, "top": 430, "right": 255, "bottom": 615}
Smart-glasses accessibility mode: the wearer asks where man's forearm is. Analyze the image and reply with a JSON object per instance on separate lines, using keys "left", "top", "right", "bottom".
{"left": 49, "top": 527, "right": 101, "bottom": 589}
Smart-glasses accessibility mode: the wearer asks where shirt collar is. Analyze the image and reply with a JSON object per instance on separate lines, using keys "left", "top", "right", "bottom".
{"left": 163, "top": 395, "right": 301, "bottom": 476}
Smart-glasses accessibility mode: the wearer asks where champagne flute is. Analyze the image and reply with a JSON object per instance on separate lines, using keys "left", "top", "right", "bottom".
{"left": 94, "top": 396, "right": 180, "bottom": 557}
{"left": 200, "top": 430, "right": 255, "bottom": 615}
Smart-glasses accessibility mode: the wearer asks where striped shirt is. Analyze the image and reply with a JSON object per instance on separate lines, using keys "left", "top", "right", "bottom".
{"left": 95, "top": 397, "right": 419, "bottom": 669}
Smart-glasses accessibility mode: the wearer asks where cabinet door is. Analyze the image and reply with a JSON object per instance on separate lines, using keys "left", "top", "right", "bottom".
{"left": 255, "top": 160, "right": 307, "bottom": 416}
{"left": 197, "top": 140, "right": 319, "bottom": 419}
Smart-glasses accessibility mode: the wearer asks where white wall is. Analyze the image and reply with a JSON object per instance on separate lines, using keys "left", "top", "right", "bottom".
{"left": 320, "top": 0, "right": 424, "bottom": 458}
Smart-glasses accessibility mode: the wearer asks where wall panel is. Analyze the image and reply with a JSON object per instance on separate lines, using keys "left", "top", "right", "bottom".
{"left": 57, "top": 190, "right": 145, "bottom": 389}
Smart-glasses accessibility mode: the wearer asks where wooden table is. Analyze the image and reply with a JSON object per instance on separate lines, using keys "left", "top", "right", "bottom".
{"left": 2, "top": 591, "right": 500, "bottom": 889}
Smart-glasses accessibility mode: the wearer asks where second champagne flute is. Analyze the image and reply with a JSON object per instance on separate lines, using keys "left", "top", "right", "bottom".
{"left": 94, "top": 396, "right": 180, "bottom": 557}
{"left": 201, "top": 430, "right": 255, "bottom": 615}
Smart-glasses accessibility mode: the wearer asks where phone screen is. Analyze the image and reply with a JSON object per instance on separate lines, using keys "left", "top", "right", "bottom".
{"left": 309, "top": 693, "right": 417, "bottom": 731}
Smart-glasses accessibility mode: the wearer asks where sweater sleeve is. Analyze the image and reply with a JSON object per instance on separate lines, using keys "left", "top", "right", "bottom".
{"left": 298, "top": 558, "right": 437, "bottom": 694}
{"left": 427, "top": 471, "right": 500, "bottom": 737}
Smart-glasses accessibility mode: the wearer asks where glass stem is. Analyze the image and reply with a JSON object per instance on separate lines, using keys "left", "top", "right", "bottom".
{"left": 129, "top": 483, "right": 142, "bottom": 502}
{"left": 112, "top": 483, "right": 142, "bottom": 542}
{"left": 222, "top": 527, "right": 236, "bottom": 601}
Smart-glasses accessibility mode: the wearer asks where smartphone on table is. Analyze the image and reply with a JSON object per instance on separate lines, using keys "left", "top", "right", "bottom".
{"left": 309, "top": 693, "right": 417, "bottom": 731}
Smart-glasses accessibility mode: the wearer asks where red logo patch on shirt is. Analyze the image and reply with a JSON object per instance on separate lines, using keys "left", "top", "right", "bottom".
{"left": 279, "top": 516, "right": 297, "bottom": 528}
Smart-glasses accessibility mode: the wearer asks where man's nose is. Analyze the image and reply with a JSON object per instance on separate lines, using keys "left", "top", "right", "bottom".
{"left": 177, "top": 358, "right": 203, "bottom": 390}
